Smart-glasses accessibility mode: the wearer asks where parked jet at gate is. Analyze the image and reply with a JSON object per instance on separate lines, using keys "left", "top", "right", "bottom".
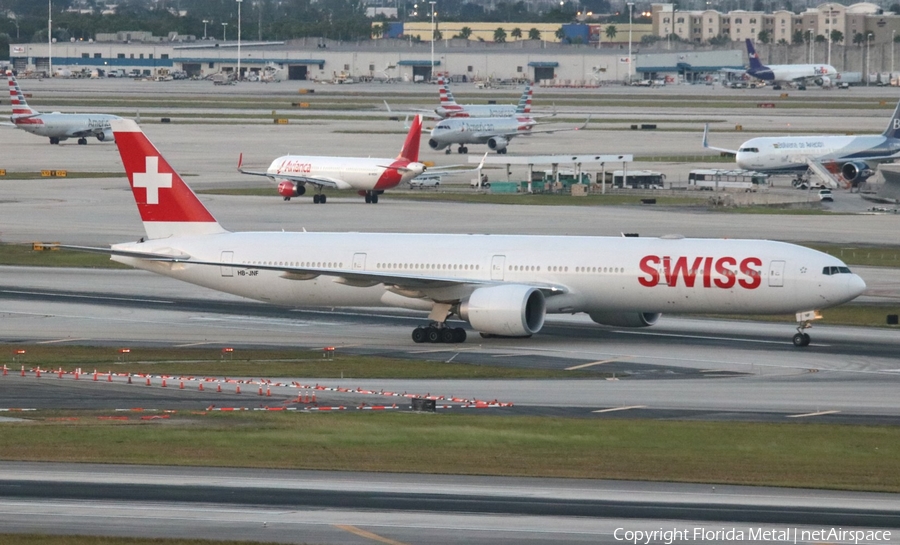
{"left": 703, "top": 97, "right": 900, "bottom": 187}
{"left": 62, "top": 119, "right": 864, "bottom": 347}
{"left": 744, "top": 39, "right": 837, "bottom": 89}
{"left": 3, "top": 70, "right": 121, "bottom": 144}
{"left": 239, "top": 115, "right": 481, "bottom": 203}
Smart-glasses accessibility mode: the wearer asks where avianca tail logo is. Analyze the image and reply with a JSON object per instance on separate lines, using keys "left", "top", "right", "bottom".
{"left": 638, "top": 255, "right": 762, "bottom": 289}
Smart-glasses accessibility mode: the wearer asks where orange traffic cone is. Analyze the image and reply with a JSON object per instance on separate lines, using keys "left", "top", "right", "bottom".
{"left": 107, "top": 372, "right": 113, "bottom": 383}
{"left": 236, "top": 385, "right": 241, "bottom": 394}
{"left": 217, "top": 383, "right": 222, "bottom": 393}
{"left": 198, "top": 383, "right": 204, "bottom": 392}
{"left": 162, "top": 378, "right": 167, "bottom": 388}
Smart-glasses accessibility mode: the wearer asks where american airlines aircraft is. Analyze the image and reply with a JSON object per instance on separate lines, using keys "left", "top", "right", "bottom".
{"left": 703, "top": 98, "right": 900, "bottom": 187}
{"left": 238, "top": 115, "right": 480, "bottom": 204}
{"left": 64, "top": 119, "right": 865, "bottom": 348}
{"left": 4, "top": 70, "right": 121, "bottom": 145}
{"left": 744, "top": 39, "right": 837, "bottom": 90}
{"left": 433, "top": 76, "right": 531, "bottom": 118}
{"left": 429, "top": 115, "right": 589, "bottom": 154}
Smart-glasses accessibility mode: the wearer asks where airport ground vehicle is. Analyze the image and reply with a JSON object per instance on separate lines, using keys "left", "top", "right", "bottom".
{"left": 688, "top": 169, "right": 768, "bottom": 191}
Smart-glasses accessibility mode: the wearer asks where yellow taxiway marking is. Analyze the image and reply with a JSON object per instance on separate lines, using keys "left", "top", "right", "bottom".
{"left": 786, "top": 410, "right": 841, "bottom": 418}
{"left": 593, "top": 405, "right": 647, "bottom": 413}
{"left": 566, "top": 356, "right": 633, "bottom": 371}
{"left": 334, "top": 525, "right": 410, "bottom": 545}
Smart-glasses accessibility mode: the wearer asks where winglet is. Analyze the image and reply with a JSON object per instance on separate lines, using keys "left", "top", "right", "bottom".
{"left": 237, "top": 152, "right": 243, "bottom": 171}
{"left": 702, "top": 124, "right": 710, "bottom": 148}
{"left": 112, "top": 119, "right": 226, "bottom": 239}
{"left": 383, "top": 99, "right": 392, "bottom": 113}
{"left": 577, "top": 115, "right": 591, "bottom": 130}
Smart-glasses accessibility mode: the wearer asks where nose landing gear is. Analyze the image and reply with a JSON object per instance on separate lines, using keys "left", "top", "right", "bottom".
{"left": 792, "top": 311, "right": 820, "bottom": 347}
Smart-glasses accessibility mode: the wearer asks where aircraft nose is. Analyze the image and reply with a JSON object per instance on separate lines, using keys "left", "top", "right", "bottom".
{"left": 848, "top": 274, "right": 867, "bottom": 299}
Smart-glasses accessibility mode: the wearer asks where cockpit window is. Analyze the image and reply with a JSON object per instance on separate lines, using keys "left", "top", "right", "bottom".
{"left": 739, "top": 147, "right": 759, "bottom": 153}
{"left": 822, "top": 266, "right": 852, "bottom": 275}
{"left": 437, "top": 124, "right": 449, "bottom": 130}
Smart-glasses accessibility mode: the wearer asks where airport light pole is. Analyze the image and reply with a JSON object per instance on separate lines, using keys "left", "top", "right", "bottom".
{"left": 867, "top": 32, "right": 872, "bottom": 86}
{"left": 48, "top": 0, "right": 52, "bottom": 77}
{"left": 627, "top": 2, "right": 634, "bottom": 83}
{"left": 222, "top": 22, "right": 228, "bottom": 41}
{"left": 237, "top": 0, "right": 242, "bottom": 81}
{"left": 893, "top": 29, "right": 896, "bottom": 75}
{"left": 827, "top": 4, "right": 832, "bottom": 67}
{"left": 202, "top": 19, "right": 210, "bottom": 40}
{"left": 429, "top": 1, "right": 436, "bottom": 81}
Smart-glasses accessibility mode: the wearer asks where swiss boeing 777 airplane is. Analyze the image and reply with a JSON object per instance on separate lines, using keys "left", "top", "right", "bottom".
{"left": 60, "top": 119, "right": 865, "bottom": 348}
{"left": 4, "top": 70, "right": 121, "bottom": 145}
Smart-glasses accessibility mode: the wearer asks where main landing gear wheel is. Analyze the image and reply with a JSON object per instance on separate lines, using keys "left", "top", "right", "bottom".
{"left": 313, "top": 194, "right": 327, "bottom": 204}
{"left": 284, "top": 197, "right": 291, "bottom": 201}
{"left": 792, "top": 332, "right": 811, "bottom": 347}
{"left": 364, "top": 192, "right": 379, "bottom": 204}
{"left": 49, "top": 137, "right": 60, "bottom": 145}
{"left": 411, "top": 326, "right": 467, "bottom": 344}
{"left": 457, "top": 146, "right": 468, "bottom": 154}
{"left": 77, "top": 138, "right": 88, "bottom": 145}
{"left": 445, "top": 148, "right": 452, "bottom": 154}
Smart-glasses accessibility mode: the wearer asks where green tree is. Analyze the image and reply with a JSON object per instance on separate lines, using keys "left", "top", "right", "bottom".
{"left": 815, "top": 34, "right": 826, "bottom": 43}
{"left": 777, "top": 38, "right": 789, "bottom": 45}
{"left": 371, "top": 23, "right": 384, "bottom": 38}
{"left": 757, "top": 29, "right": 771, "bottom": 44}
{"left": 792, "top": 29, "right": 805, "bottom": 44}
{"left": 555, "top": 27, "right": 566, "bottom": 41}
{"left": 831, "top": 30, "right": 844, "bottom": 44}
{"left": 891, "top": 2, "right": 900, "bottom": 13}
{"left": 604, "top": 25, "right": 617, "bottom": 40}
{"left": 434, "top": 28, "right": 443, "bottom": 40}
{"left": 458, "top": 26, "right": 473, "bottom": 39}
{"left": 493, "top": 27, "right": 507, "bottom": 43}
{"left": 528, "top": 27, "right": 541, "bottom": 40}
{"left": 853, "top": 32, "right": 866, "bottom": 45}
{"left": 511, "top": 27, "right": 523, "bottom": 40}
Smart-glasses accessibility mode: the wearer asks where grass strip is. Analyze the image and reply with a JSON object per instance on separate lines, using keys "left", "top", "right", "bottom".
{"left": 0, "top": 172, "right": 122, "bottom": 180}
{"left": 802, "top": 242, "right": 900, "bottom": 268}
{"left": 0, "top": 413, "right": 898, "bottom": 492}
{"left": 690, "top": 303, "right": 900, "bottom": 328}
{"left": 0, "top": 345, "right": 598, "bottom": 379}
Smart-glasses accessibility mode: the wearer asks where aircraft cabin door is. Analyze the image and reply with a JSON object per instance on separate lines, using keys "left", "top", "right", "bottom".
{"left": 768, "top": 260, "right": 785, "bottom": 287}
{"left": 491, "top": 255, "right": 505, "bottom": 281}
{"left": 220, "top": 251, "right": 234, "bottom": 277}
{"left": 352, "top": 253, "right": 367, "bottom": 271}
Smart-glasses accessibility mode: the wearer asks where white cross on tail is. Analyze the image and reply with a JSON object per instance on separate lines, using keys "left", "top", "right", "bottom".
{"left": 132, "top": 156, "right": 172, "bottom": 205}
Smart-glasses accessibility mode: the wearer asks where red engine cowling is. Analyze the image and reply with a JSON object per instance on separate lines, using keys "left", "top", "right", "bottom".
{"left": 277, "top": 181, "right": 305, "bottom": 198}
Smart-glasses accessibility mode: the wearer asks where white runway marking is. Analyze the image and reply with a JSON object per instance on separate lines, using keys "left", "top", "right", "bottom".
{"left": 566, "top": 357, "right": 633, "bottom": 370}
{"left": 36, "top": 338, "right": 91, "bottom": 344}
{"left": 786, "top": 410, "right": 841, "bottom": 418}
{"left": 613, "top": 329, "right": 831, "bottom": 346}
{"left": 1, "top": 289, "right": 173, "bottom": 305}
{"left": 593, "top": 405, "right": 647, "bottom": 413}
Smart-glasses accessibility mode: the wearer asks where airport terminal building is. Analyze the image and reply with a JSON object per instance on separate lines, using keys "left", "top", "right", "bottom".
{"left": 9, "top": 36, "right": 741, "bottom": 85}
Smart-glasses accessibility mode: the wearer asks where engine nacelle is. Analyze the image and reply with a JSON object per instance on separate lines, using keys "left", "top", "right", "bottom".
{"left": 487, "top": 136, "right": 509, "bottom": 151}
{"left": 277, "top": 181, "right": 306, "bottom": 198}
{"left": 840, "top": 161, "right": 874, "bottom": 183}
{"left": 96, "top": 129, "right": 114, "bottom": 142}
{"left": 458, "top": 284, "right": 545, "bottom": 337}
{"left": 818, "top": 76, "right": 831, "bottom": 87}
{"left": 588, "top": 312, "right": 661, "bottom": 328}
{"left": 428, "top": 138, "right": 448, "bottom": 150}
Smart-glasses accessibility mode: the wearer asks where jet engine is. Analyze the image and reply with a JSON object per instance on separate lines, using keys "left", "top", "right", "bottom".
{"left": 96, "top": 129, "right": 114, "bottom": 142}
{"left": 428, "top": 138, "right": 449, "bottom": 150}
{"left": 487, "top": 136, "right": 509, "bottom": 151}
{"left": 458, "top": 284, "right": 545, "bottom": 337}
{"left": 818, "top": 76, "right": 831, "bottom": 88}
{"left": 840, "top": 161, "right": 874, "bottom": 183}
{"left": 588, "top": 311, "right": 661, "bottom": 328}
{"left": 277, "top": 181, "right": 306, "bottom": 198}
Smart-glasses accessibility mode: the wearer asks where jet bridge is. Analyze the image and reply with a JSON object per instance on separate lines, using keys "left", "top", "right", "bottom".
{"left": 467, "top": 154, "right": 634, "bottom": 193}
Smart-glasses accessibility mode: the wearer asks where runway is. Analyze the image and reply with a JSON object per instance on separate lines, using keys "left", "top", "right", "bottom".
{"left": 0, "top": 462, "right": 897, "bottom": 545}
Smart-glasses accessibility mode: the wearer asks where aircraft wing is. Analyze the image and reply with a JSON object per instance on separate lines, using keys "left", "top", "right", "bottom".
{"left": 53, "top": 244, "right": 569, "bottom": 300}
{"left": 702, "top": 124, "right": 739, "bottom": 155}
{"left": 425, "top": 153, "right": 487, "bottom": 176}
{"left": 383, "top": 100, "right": 441, "bottom": 120}
{"left": 483, "top": 116, "right": 591, "bottom": 140}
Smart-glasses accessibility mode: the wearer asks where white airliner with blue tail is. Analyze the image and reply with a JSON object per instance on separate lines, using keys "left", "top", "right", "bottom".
{"left": 703, "top": 97, "right": 900, "bottom": 187}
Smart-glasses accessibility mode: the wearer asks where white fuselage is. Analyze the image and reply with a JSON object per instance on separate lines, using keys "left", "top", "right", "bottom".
{"left": 735, "top": 134, "right": 900, "bottom": 171}
{"left": 266, "top": 155, "right": 424, "bottom": 191}
{"left": 437, "top": 104, "right": 518, "bottom": 118}
{"left": 429, "top": 117, "right": 533, "bottom": 148}
{"left": 753, "top": 64, "right": 838, "bottom": 85}
{"left": 112, "top": 232, "right": 864, "bottom": 317}
{"left": 13, "top": 113, "right": 120, "bottom": 140}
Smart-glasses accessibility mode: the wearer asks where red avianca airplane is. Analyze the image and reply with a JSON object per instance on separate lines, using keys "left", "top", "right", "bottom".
{"left": 63, "top": 119, "right": 865, "bottom": 347}
{"left": 238, "top": 114, "right": 480, "bottom": 204}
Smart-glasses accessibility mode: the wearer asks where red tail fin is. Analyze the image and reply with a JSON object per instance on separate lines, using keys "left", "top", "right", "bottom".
{"left": 112, "top": 119, "right": 225, "bottom": 239}
{"left": 397, "top": 114, "right": 422, "bottom": 162}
